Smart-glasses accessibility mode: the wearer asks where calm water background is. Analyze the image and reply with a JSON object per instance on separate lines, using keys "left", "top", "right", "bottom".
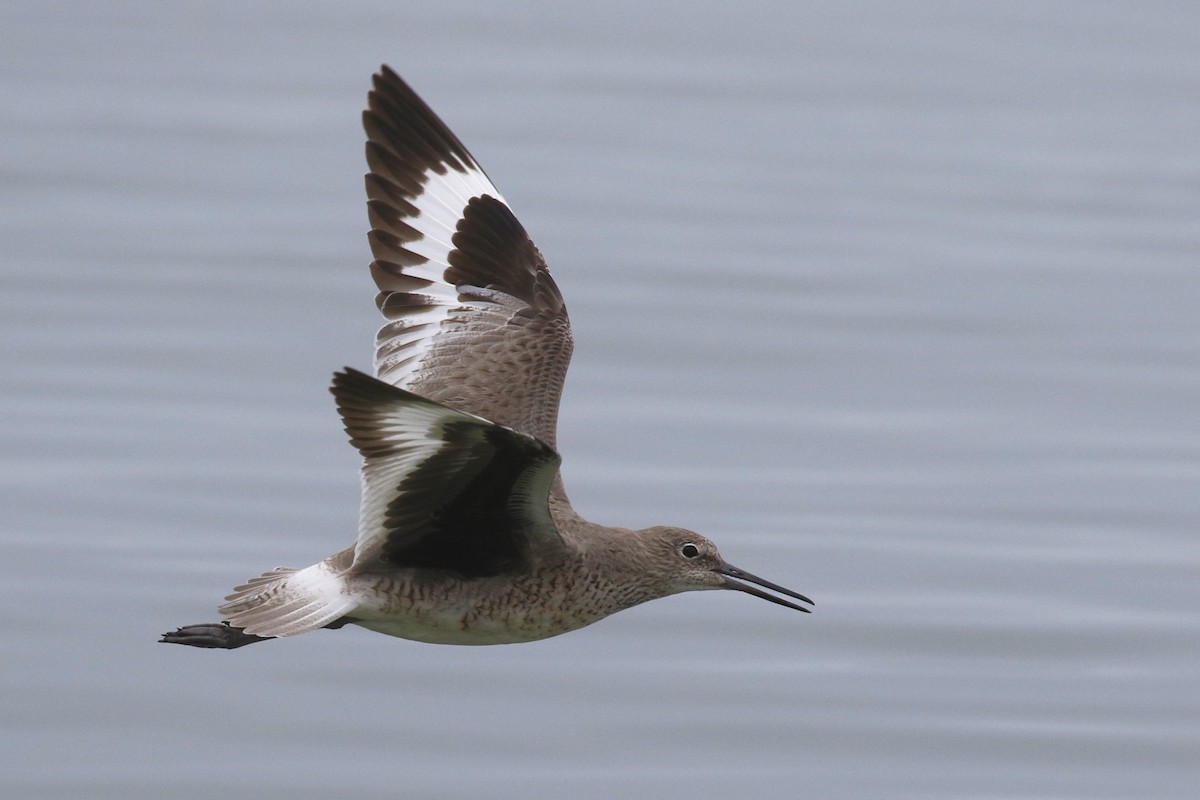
{"left": 2, "top": 3, "right": 1198, "bottom": 798}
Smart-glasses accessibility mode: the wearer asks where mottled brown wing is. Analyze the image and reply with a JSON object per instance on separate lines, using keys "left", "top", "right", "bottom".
{"left": 363, "top": 66, "right": 573, "bottom": 452}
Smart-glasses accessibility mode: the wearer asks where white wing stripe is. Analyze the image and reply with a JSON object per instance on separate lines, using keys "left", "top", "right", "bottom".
{"left": 371, "top": 160, "right": 517, "bottom": 388}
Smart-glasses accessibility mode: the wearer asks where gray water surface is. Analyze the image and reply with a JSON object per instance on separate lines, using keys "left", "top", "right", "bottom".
{"left": 3, "top": 3, "right": 1198, "bottom": 799}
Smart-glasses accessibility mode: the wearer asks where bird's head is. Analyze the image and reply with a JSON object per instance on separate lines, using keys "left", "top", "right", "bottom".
{"left": 637, "top": 526, "right": 813, "bottom": 612}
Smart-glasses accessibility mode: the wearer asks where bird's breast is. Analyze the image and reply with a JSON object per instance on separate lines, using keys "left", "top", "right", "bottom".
{"left": 343, "top": 567, "right": 643, "bottom": 645}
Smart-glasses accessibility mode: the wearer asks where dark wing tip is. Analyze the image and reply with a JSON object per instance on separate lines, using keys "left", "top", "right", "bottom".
{"left": 364, "top": 66, "right": 477, "bottom": 177}
{"left": 329, "top": 367, "right": 411, "bottom": 421}
{"left": 330, "top": 365, "right": 387, "bottom": 399}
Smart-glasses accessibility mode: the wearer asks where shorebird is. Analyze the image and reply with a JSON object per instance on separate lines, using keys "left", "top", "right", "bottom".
{"left": 161, "top": 66, "right": 812, "bottom": 650}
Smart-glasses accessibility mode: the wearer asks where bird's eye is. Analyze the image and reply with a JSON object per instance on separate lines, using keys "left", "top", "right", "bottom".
{"left": 680, "top": 543, "right": 700, "bottom": 559}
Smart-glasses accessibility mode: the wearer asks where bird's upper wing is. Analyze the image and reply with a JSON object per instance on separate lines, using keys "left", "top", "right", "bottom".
{"left": 363, "top": 66, "right": 573, "bottom": 453}
{"left": 331, "top": 368, "right": 564, "bottom": 576}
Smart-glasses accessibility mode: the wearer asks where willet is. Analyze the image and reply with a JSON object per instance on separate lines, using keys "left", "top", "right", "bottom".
{"left": 161, "top": 66, "right": 812, "bottom": 650}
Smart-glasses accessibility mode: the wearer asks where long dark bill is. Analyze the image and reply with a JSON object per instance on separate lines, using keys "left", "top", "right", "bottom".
{"left": 718, "top": 562, "right": 814, "bottom": 612}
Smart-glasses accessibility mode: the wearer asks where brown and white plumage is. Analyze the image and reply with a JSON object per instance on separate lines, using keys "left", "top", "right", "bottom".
{"left": 365, "top": 66, "right": 571, "bottom": 452}
{"left": 161, "top": 66, "right": 810, "bottom": 651}
{"left": 333, "top": 367, "right": 562, "bottom": 577}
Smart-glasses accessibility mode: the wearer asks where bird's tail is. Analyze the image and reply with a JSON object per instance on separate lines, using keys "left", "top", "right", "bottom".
{"left": 219, "top": 560, "right": 356, "bottom": 638}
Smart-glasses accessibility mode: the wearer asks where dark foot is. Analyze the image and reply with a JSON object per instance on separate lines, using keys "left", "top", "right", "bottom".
{"left": 159, "top": 621, "right": 273, "bottom": 649}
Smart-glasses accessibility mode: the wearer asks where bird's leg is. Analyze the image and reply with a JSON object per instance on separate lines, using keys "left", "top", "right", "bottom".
{"left": 159, "top": 621, "right": 273, "bottom": 649}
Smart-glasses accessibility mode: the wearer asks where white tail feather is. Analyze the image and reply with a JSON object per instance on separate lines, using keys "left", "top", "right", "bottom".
{"left": 219, "top": 561, "right": 357, "bottom": 637}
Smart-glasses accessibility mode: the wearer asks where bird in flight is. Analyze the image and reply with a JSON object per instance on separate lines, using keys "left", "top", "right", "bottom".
{"left": 161, "top": 66, "right": 812, "bottom": 650}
